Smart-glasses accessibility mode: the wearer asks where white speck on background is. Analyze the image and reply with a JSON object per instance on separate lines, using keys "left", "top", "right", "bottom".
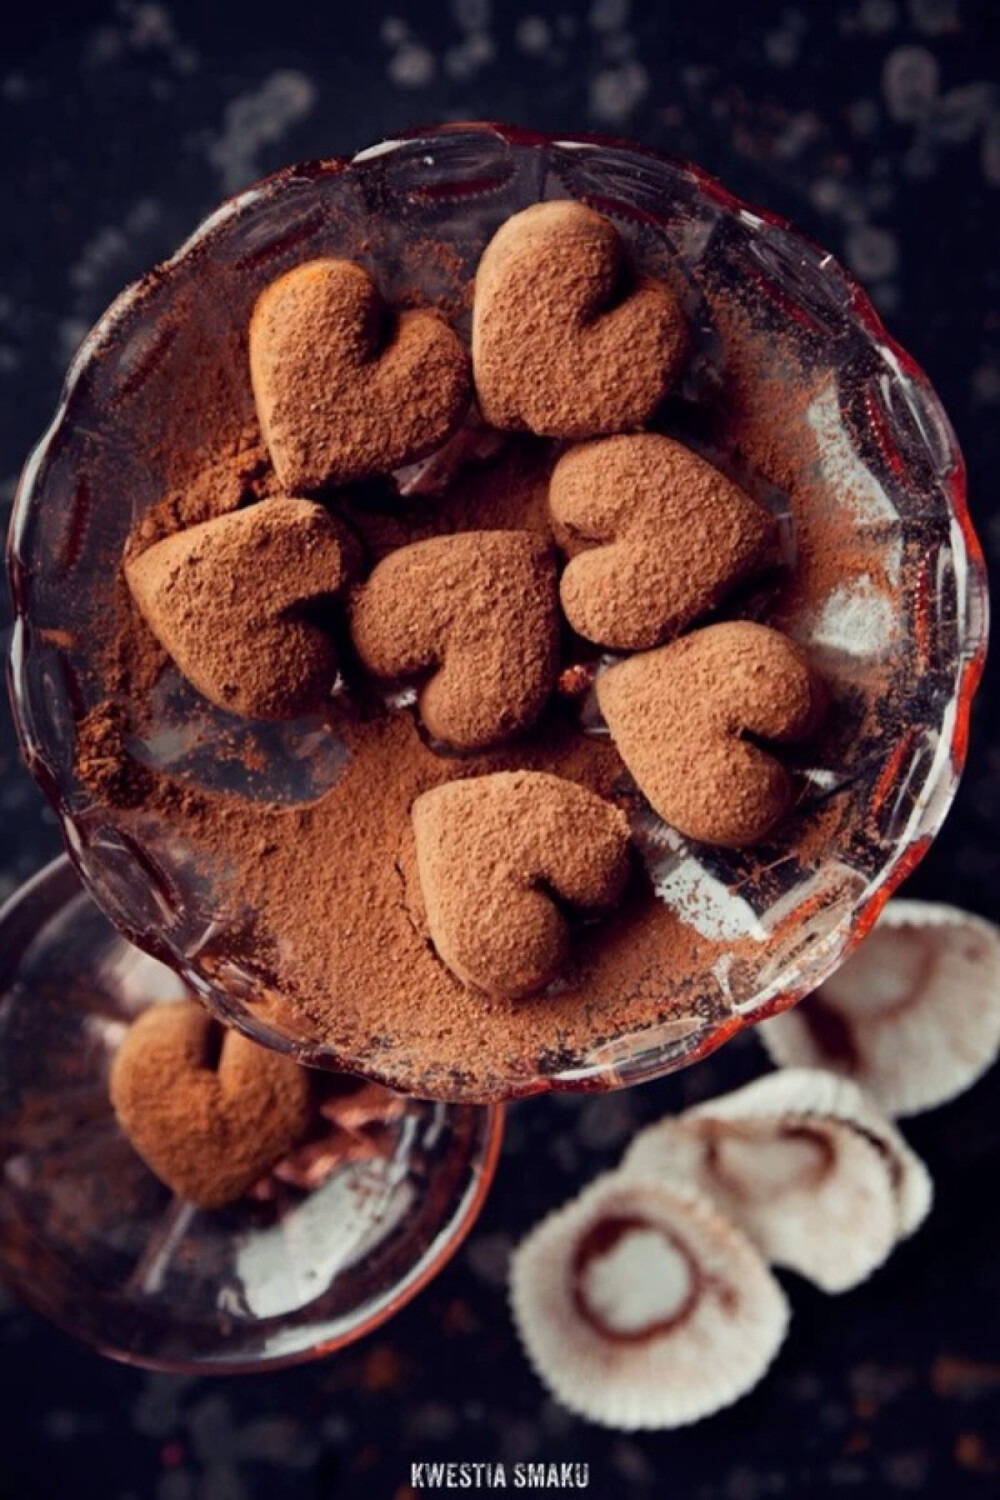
{"left": 69, "top": 198, "right": 161, "bottom": 291}
{"left": 465, "top": 1232, "right": 512, "bottom": 1286}
{"left": 871, "top": 280, "right": 900, "bottom": 314}
{"left": 589, "top": 59, "right": 648, "bottom": 123}
{"left": 848, "top": 97, "right": 881, "bottom": 137}
{"left": 811, "top": 176, "right": 849, "bottom": 215}
{"left": 1, "top": 73, "right": 33, "bottom": 101}
{"left": 578, "top": 1092, "right": 638, "bottom": 1150}
{"left": 516, "top": 16, "right": 551, "bottom": 54}
{"left": 380, "top": 16, "right": 409, "bottom": 46}
{"left": 929, "top": 82, "right": 996, "bottom": 145}
{"left": 845, "top": 223, "right": 900, "bottom": 279}
{"left": 387, "top": 42, "right": 436, "bottom": 88}
{"left": 603, "top": 29, "right": 636, "bottom": 59}
{"left": 445, "top": 30, "right": 496, "bottom": 80}
{"left": 590, "top": 0, "right": 630, "bottom": 32}
{"left": 452, "top": 0, "right": 491, "bottom": 29}
{"left": 85, "top": 24, "right": 124, "bottom": 64}
{"left": 86, "top": 2, "right": 199, "bottom": 73}
{"left": 882, "top": 45, "right": 940, "bottom": 123}
{"left": 982, "top": 116, "right": 1000, "bottom": 184}
{"left": 857, "top": 0, "right": 898, "bottom": 35}
{"left": 971, "top": 364, "right": 1000, "bottom": 405}
{"left": 612, "top": 1442, "right": 658, "bottom": 1487}
{"left": 881, "top": 1451, "right": 931, "bottom": 1491}
{"left": 774, "top": 111, "right": 821, "bottom": 161}
{"left": 123, "top": 0, "right": 199, "bottom": 68}
{"left": 908, "top": 0, "right": 960, "bottom": 34}
{"left": 765, "top": 27, "right": 801, "bottom": 67}
{"left": 208, "top": 70, "right": 317, "bottom": 192}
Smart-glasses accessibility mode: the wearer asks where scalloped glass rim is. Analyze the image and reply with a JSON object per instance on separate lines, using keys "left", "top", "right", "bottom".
{"left": 0, "top": 856, "right": 504, "bottom": 1374}
{"left": 6, "top": 122, "right": 989, "bottom": 1102}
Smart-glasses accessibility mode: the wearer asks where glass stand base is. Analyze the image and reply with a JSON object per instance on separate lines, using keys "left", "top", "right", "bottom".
{"left": 0, "top": 857, "right": 503, "bottom": 1372}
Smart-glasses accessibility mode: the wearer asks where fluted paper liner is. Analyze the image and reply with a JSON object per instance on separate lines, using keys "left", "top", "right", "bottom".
{"left": 623, "top": 1068, "right": 931, "bottom": 1292}
{"left": 509, "top": 1174, "right": 789, "bottom": 1430}
{"left": 760, "top": 902, "right": 1000, "bottom": 1117}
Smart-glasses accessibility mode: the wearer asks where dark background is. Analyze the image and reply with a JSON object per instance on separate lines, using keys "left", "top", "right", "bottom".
{"left": 2, "top": 1, "right": 1000, "bottom": 1497}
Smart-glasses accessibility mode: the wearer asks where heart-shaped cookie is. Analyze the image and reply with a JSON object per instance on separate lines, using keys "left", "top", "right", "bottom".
{"left": 550, "top": 433, "right": 776, "bottom": 650}
{"left": 411, "top": 771, "right": 632, "bottom": 998}
{"left": 250, "top": 258, "right": 471, "bottom": 491}
{"left": 596, "top": 622, "right": 819, "bottom": 847}
{"left": 125, "top": 495, "right": 359, "bottom": 720}
{"left": 472, "top": 201, "right": 688, "bottom": 438}
{"left": 110, "top": 1000, "right": 314, "bottom": 1208}
{"left": 349, "top": 530, "right": 560, "bottom": 750}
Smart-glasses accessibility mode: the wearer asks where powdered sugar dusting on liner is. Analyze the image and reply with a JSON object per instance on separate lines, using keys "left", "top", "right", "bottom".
{"left": 759, "top": 902, "right": 1000, "bottom": 1117}
{"left": 509, "top": 1174, "right": 789, "bottom": 1430}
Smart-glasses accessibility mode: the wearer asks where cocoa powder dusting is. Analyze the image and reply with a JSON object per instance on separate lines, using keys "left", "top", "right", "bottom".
{"left": 76, "top": 415, "right": 815, "bottom": 1098}
{"left": 65, "top": 206, "right": 871, "bottom": 1101}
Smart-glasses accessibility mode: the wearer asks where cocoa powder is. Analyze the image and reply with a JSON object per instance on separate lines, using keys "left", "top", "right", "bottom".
{"left": 64, "top": 207, "right": 877, "bottom": 1101}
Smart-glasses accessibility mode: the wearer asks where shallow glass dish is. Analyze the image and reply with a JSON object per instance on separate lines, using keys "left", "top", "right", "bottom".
{"left": 7, "top": 124, "right": 988, "bottom": 1101}
{"left": 0, "top": 856, "right": 503, "bottom": 1372}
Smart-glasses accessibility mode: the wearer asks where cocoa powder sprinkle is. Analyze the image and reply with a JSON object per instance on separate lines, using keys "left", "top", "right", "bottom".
{"left": 64, "top": 203, "right": 857, "bottom": 1101}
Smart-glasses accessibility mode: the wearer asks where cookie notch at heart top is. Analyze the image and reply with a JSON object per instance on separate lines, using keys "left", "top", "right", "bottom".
{"left": 110, "top": 1000, "right": 314, "bottom": 1208}
{"left": 349, "top": 530, "right": 560, "bottom": 751}
{"left": 411, "top": 771, "right": 632, "bottom": 999}
{"left": 550, "top": 433, "right": 777, "bottom": 650}
{"left": 250, "top": 258, "right": 471, "bottom": 491}
{"left": 597, "top": 622, "right": 821, "bottom": 847}
{"left": 125, "top": 495, "right": 360, "bottom": 720}
{"left": 472, "top": 201, "right": 689, "bottom": 438}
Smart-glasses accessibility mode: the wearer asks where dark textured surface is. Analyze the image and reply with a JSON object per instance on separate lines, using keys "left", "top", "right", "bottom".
{"left": 2, "top": 2, "right": 999, "bottom": 1496}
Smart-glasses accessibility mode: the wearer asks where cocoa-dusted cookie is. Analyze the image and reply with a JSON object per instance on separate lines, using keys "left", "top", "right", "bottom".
{"left": 125, "top": 496, "right": 360, "bottom": 720}
{"left": 472, "top": 202, "right": 688, "bottom": 438}
{"left": 411, "top": 771, "right": 632, "bottom": 999}
{"left": 110, "top": 1000, "right": 314, "bottom": 1208}
{"left": 550, "top": 433, "right": 776, "bottom": 650}
{"left": 597, "top": 622, "right": 821, "bottom": 847}
{"left": 250, "top": 258, "right": 470, "bottom": 490}
{"left": 350, "top": 530, "right": 560, "bottom": 751}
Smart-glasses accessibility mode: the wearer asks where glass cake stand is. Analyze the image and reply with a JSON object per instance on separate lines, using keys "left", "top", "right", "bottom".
{"left": 7, "top": 123, "right": 988, "bottom": 1102}
{"left": 0, "top": 856, "right": 503, "bottom": 1372}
